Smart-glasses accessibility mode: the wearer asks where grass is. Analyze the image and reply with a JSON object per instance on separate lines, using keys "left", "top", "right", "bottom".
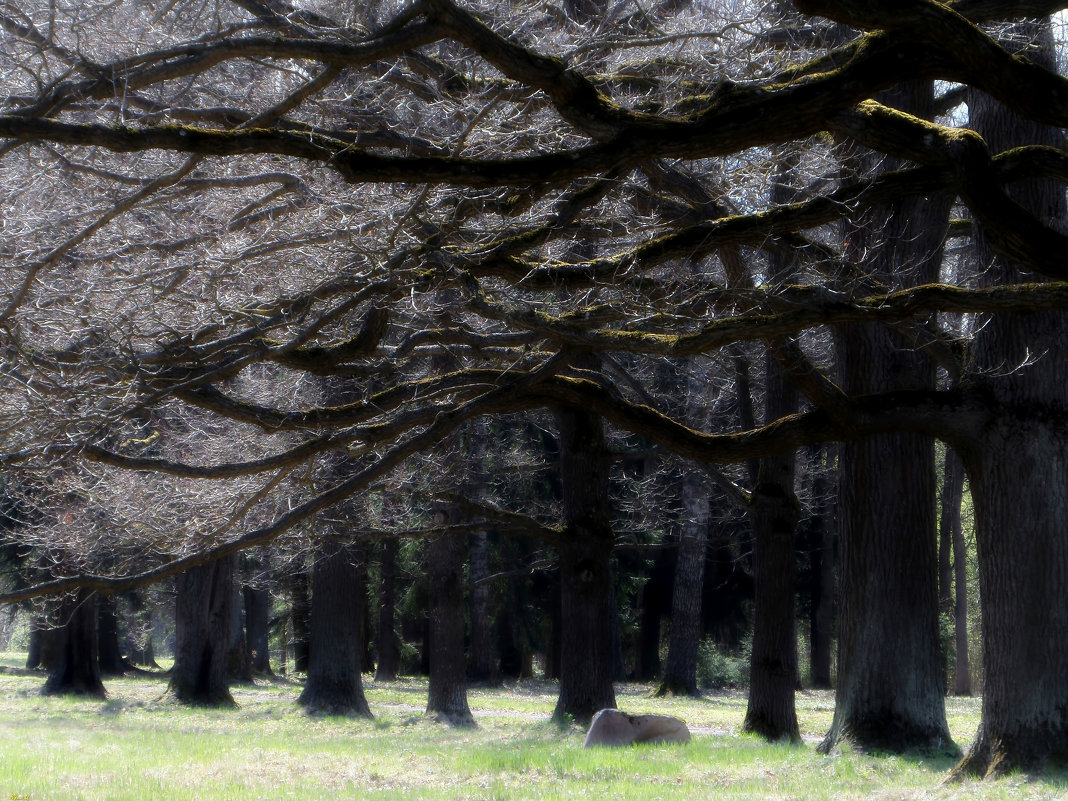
{"left": 1, "top": 652, "right": 1066, "bottom": 800}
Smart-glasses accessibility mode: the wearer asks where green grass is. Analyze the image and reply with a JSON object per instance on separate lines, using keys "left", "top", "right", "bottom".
{"left": 0, "top": 653, "right": 1066, "bottom": 800}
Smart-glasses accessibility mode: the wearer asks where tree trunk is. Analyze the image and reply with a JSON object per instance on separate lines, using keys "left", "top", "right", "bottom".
{"left": 169, "top": 557, "right": 236, "bottom": 706}
{"left": 744, "top": 148, "right": 803, "bottom": 739}
{"left": 244, "top": 584, "right": 273, "bottom": 677}
{"left": 97, "top": 594, "right": 127, "bottom": 677}
{"left": 634, "top": 542, "right": 672, "bottom": 681}
{"left": 954, "top": 21, "right": 1068, "bottom": 774}
{"left": 468, "top": 530, "right": 494, "bottom": 683}
{"left": 426, "top": 523, "right": 474, "bottom": 725}
{"left": 941, "top": 448, "right": 970, "bottom": 696}
{"left": 658, "top": 471, "right": 708, "bottom": 697}
{"left": 289, "top": 563, "right": 311, "bottom": 674}
{"left": 806, "top": 445, "right": 835, "bottom": 690}
{"left": 374, "top": 537, "right": 399, "bottom": 682}
{"left": 951, "top": 481, "right": 971, "bottom": 697}
{"left": 822, "top": 80, "right": 953, "bottom": 755}
{"left": 821, "top": 399, "right": 951, "bottom": 753}
{"left": 552, "top": 404, "right": 616, "bottom": 725}
{"left": 744, "top": 482, "right": 800, "bottom": 740}
{"left": 298, "top": 540, "right": 372, "bottom": 716}
{"left": 228, "top": 588, "right": 251, "bottom": 683}
{"left": 42, "top": 590, "right": 106, "bottom": 698}
{"left": 124, "top": 590, "right": 160, "bottom": 669}
{"left": 28, "top": 603, "right": 64, "bottom": 672}
{"left": 956, "top": 420, "right": 1068, "bottom": 775}
{"left": 496, "top": 541, "right": 535, "bottom": 680}
{"left": 744, "top": 348, "right": 801, "bottom": 742}
{"left": 938, "top": 451, "right": 960, "bottom": 612}
{"left": 26, "top": 623, "right": 43, "bottom": 670}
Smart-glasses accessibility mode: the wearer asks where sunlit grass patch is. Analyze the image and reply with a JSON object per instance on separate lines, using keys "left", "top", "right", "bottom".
{"left": 1, "top": 663, "right": 1067, "bottom": 800}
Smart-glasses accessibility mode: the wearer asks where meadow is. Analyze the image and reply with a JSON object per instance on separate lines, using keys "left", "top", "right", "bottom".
{"left": 1, "top": 651, "right": 1065, "bottom": 801}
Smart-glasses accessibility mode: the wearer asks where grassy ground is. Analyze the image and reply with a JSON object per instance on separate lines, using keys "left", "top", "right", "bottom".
{"left": 1, "top": 651, "right": 1065, "bottom": 800}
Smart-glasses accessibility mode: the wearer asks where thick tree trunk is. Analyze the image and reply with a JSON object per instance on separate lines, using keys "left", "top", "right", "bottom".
{"left": 658, "top": 472, "right": 708, "bottom": 697}
{"left": 298, "top": 540, "right": 372, "bottom": 716}
{"left": 744, "top": 150, "right": 803, "bottom": 739}
{"left": 744, "top": 349, "right": 801, "bottom": 742}
{"left": 744, "top": 482, "right": 800, "bottom": 741}
{"left": 468, "top": 530, "right": 494, "bottom": 683}
{"left": 374, "top": 537, "right": 399, "bottom": 682}
{"left": 823, "top": 80, "right": 953, "bottom": 755}
{"left": 96, "top": 594, "right": 126, "bottom": 677}
{"left": 426, "top": 524, "right": 474, "bottom": 725}
{"left": 821, "top": 412, "right": 951, "bottom": 753}
{"left": 552, "top": 404, "right": 616, "bottom": 725}
{"left": 956, "top": 421, "right": 1068, "bottom": 775}
{"left": 954, "top": 23, "right": 1068, "bottom": 773}
{"left": 169, "top": 557, "right": 236, "bottom": 706}
{"left": 42, "top": 590, "right": 106, "bottom": 698}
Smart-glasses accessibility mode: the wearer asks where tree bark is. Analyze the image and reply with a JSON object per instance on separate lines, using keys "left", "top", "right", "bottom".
{"left": 938, "top": 452, "right": 958, "bottom": 612}
{"left": 374, "top": 537, "right": 399, "bottom": 682}
{"left": 42, "top": 590, "right": 106, "bottom": 698}
{"left": 96, "top": 594, "right": 127, "bottom": 677}
{"left": 426, "top": 521, "right": 474, "bottom": 725}
{"left": 822, "top": 80, "right": 954, "bottom": 755}
{"left": 805, "top": 445, "right": 835, "bottom": 690}
{"left": 25, "top": 624, "right": 43, "bottom": 670}
{"left": 468, "top": 530, "right": 495, "bottom": 683}
{"left": 289, "top": 562, "right": 311, "bottom": 674}
{"left": 552, "top": 404, "right": 616, "bottom": 725}
{"left": 634, "top": 547, "right": 671, "bottom": 681}
{"left": 169, "top": 557, "right": 236, "bottom": 706}
{"left": 496, "top": 537, "right": 536, "bottom": 680}
{"left": 954, "top": 21, "right": 1068, "bottom": 774}
{"left": 228, "top": 588, "right": 252, "bottom": 682}
{"left": 28, "top": 602, "right": 64, "bottom": 672}
{"left": 951, "top": 487, "right": 971, "bottom": 696}
{"left": 956, "top": 418, "right": 1068, "bottom": 775}
{"left": 658, "top": 471, "right": 709, "bottom": 697}
{"left": 297, "top": 540, "right": 372, "bottom": 716}
{"left": 744, "top": 349, "right": 801, "bottom": 742}
{"left": 822, "top": 349, "right": 952, "bottom": 753}
{"left": 744, "top": 148, "right": 803, "bottom": 739}
{"left": 744, "top": 481, "right": 801, "bottom": 740}
{"left": 941, "top": 448, "right": 970, "bottom": 696}
{"left": 244, "top": 583, "right": 273, "bottom": 677}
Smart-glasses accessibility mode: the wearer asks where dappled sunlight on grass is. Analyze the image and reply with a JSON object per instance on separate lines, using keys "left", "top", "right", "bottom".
{"left": 1, "top": 666, "right": 1066, "bottom": 800}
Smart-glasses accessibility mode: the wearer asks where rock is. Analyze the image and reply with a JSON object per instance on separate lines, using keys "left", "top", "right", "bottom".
{"left": 583, "top": 708, "right": 691, "bottom": 747}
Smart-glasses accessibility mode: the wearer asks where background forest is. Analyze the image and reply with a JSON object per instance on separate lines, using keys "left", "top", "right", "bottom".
{"left": 1, "top": 0, "right": 1067, "bottom": 784}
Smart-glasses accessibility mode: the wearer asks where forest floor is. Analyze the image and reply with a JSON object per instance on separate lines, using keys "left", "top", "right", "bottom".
{"left": 1, "top": 651, "right": 1065, "bottom": 800}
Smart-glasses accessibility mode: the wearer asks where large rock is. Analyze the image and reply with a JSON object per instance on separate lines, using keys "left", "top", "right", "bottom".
{"left": 583, "top": 708, "right": 691, "bottom": 747}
